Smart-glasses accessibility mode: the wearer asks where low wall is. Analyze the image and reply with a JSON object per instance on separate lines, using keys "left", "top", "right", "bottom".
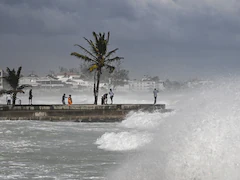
{"left": 0, "top": 104, "right": 171, "bottom": 122}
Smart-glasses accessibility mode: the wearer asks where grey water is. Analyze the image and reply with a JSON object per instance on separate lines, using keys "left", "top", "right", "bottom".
{"left": 2, "top": 78, "right": 240, "bottom": 179}
{"left": 0, "top": 121, "right": 131, "bottom": 180}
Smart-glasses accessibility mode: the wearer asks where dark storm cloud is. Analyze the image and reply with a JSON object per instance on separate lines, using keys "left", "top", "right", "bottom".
{"left": 1, "top": 0, "right": 240, "bottom": 79}
{"left": 0, "top": 0, "right": 137, "bottom": 35}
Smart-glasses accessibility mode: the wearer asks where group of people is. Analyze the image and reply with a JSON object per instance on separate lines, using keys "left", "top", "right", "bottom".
{"left": 61, "top": 89, "right": 115, "bottom": 106}
{"left": 6, "top": 89, "right": 33, "bottom": 105}
{"left": 101, "top": 89, "right": 114, "bottom": 105}
{"left": 6, "top": 88, "right": 159, "bottom": 105}
{"left": 101, "top": 88, "right": 159, "bottom": 105}
{"left": 62, "top": 94, "right": 72, "bottom": 106}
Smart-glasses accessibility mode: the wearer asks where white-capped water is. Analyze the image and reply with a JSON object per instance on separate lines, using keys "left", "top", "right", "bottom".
{"left": 106, "top": 78, "right": 240, "bottom": 180}
{"left": 95, "top": 110, "right": 175, "bottom": 152}
{"left": 2, "top": 78, "right": 240, "bottom": 179}
{"left": 95, "top": 131, "right": 153, "bottom": 151}
{"left": 121, "top": 110, "right": 175, "bottom": 130}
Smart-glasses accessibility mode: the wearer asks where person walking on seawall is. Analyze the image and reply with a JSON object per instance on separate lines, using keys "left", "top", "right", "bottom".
{"left": 62, "top": 93, "right": 67, "bottom": 105}
{"left": 153, "top": 88, "right": 159, "bottom": 104}
{"left": 68, "top": 95, "right": 72, "bottom": 106}
{"left": 29, "top": 89, "right": 33, "bottom": 105}
{"left": 109, "top": 89, "right": 114, "bottom": 104}
{"left": 6, "top": 93, "right": 11, "bottom": 105}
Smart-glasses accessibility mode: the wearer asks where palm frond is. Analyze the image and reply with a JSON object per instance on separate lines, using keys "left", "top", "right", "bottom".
{"left": 0, "top": 89, "right": 24, "bottom": 96}
{"left": 106, "top": 32, "right": 110, "bottom": 44}
{"left": 83, "top": 38, "right": 99, "bottom": 55}
{"left": 71, "top": 52, "right": 96, "bottom": 62}
{"left": 74, "top": 44, "right": 97, "bottom": 59}
{"left": 92, "top": 32, "right": 99, "bottom": 44}
{"left": 5, "top": 67, "right": 20, "bottom": 89}
{"left": 89, "top": 64, "right": 98, "bottom": 72}
{"left": 105, "top": 48, "right": 119, "bottom": 58}
{"left": 17, "top": 84, "right": 32, "bottom": 90}
{"left": 17, "top": 66, "right": 22, "bottom": 78}
{"left": 95, "top": 32, "right": 108, "bottom": 56}
{"left": 106, "top": 56, "right": 124, "bottom": 63}
{"left": 6, "top": 68, "right": 11, "bottom": 75}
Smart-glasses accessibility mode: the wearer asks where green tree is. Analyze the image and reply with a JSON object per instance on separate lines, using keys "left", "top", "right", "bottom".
{"left": 71, "top": 32, "right": 123, "bottom": 104}
{"left": 0, "top": 67, "right": 31, "bottom": 107}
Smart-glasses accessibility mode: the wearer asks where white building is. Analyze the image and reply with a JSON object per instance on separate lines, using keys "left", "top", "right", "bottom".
{"left": 56, "top": 73, "right": 92, "bottom": 89}
{"left": 19, "top": 74, "right": 40, "bottom": 87}
{"left": 36, "top": 77, "right": 66, "bottom": 89}
{"left": 128, "top": 79, "right": 164, "bottom": 92}
{"left": 20, "top": 74, "right": 67, "bottom": 89}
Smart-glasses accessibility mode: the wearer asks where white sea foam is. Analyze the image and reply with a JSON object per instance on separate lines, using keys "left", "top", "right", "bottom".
{"left": 95, "top": 110, "right": 174, "bottom": 151}
{"left": 95, "top": 96, "right": 176, "bottom": 152}
{"left": 107, "top": 77, "right": 240, "bottom": 180}
{"left": 95, "top": 131, "right": 152, "bottom": 151}
{"left": 121, "top": 110, "right": 175, "bottom": 130}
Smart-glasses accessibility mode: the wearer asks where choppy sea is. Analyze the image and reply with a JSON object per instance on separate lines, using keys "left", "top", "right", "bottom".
{"left": 1, "top": 78, "right": 240, "bottom": 179}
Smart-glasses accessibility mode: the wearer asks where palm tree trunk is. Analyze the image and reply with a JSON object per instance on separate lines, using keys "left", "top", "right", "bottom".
{"left": 12, "top": 92, "right": 17, "bottom": 109}
{"left": 94, "top": 70, "right": 101, "bottom": 105}
{"left": 93, "top": 71, "right": 96, "bottom": 104}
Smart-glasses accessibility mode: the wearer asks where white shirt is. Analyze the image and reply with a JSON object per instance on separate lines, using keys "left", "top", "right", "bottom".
{"left": 153, "top": 89, "right": 158, "bottom": 97}
{"left": 6, "top": 94, "right": 11, "bottom": 101}
{"left": 109, "top": 91, "right": 114, "bottom": 97}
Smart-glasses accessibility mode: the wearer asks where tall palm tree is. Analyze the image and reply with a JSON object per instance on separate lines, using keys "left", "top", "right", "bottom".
{"left": 71, "top": 32, "right": 124, "bottom": 104}
{"left": 0, "top": 66, "right": 31, "bottom": 107}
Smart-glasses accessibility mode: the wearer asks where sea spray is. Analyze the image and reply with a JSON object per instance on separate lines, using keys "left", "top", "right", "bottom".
{"left": 95, "top": 110, "right": 175, "bottom": 151}
{"left": 95, "top": 131, "right": 153, "bottom": 151}
{"left": 121, "top": 110, "right": 175, "bottom": 130}
{"left": 107, "top": 77, "right": 240, "bottom": 180}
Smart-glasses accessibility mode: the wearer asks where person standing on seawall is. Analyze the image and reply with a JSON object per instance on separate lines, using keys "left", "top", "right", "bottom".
{"left": 6, "top": 93, "right": 11, "bottom": 105}
{"left": 62, "top": 93, "right": 67, "bottom": 105}
{"left": 109, "top": 89, "right": 114, "bottom": 104}
{"left": 29, "top": 89, "right": 33, "bottom": 105}
{"left": 68, "top": 95, "right": 72, "bottom": 106}
{"left": 153, "top": 88, "right": 159, "bottom": 104}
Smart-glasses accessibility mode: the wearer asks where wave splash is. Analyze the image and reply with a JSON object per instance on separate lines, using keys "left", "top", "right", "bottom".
{"left": 106, "top": 77, "right": 240, "bottom": 180}
{"left": 95, "top": 108, "right": 174, "bottom": 151}
{"left": 95, "top": 131, "right": 153, "bottom": 151}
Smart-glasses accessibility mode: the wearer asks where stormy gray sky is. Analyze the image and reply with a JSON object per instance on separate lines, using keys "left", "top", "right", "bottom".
{"left": 0, "top": 0, "right": 240, "bottom": 80}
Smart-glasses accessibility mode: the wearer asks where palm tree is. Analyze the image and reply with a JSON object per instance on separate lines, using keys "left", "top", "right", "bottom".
{"left": 71, "top": 32, "right": 124, "bottom": 104}
{"left": 0, "top": 66, "right": 31, "bottom": 107}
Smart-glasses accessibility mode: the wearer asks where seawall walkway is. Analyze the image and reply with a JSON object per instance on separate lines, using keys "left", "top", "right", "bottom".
{"left": 0, "top": 104, "right": 172, "bottom": 122}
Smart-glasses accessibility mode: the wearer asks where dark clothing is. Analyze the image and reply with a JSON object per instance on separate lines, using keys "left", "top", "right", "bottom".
{"left": 153, "top": 89, "right": 158, "bottom": 104}
{"left": 101, "top": 93, "right": 108, "bottom": 105}
{"left": 62, "top": 94, "right": 66, "bottom": 104}
{"left": 29, "top": 90, "right": 32, "bottom": 99}
{"left": 29, "top": 90, "right": 33, "bottom": 105}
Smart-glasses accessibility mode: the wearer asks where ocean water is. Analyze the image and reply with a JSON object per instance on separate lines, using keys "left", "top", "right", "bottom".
{"left": 1, "top": 78, "right": 240, "bottom": 179}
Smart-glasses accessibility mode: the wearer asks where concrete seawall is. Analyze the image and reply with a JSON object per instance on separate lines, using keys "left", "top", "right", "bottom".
{"left": 0, "top": 104, "right": 172, "bottom": 122}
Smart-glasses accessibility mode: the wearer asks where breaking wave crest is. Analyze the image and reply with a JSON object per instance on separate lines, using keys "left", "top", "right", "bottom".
{"left": 95, "top": 131, "right": 152, "bottom": 151}
{"left": 95, "top": 110, "right": 174, "bottom": 151}
{"left": 106, "top": 77, "right": 240, "bottom": 180}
